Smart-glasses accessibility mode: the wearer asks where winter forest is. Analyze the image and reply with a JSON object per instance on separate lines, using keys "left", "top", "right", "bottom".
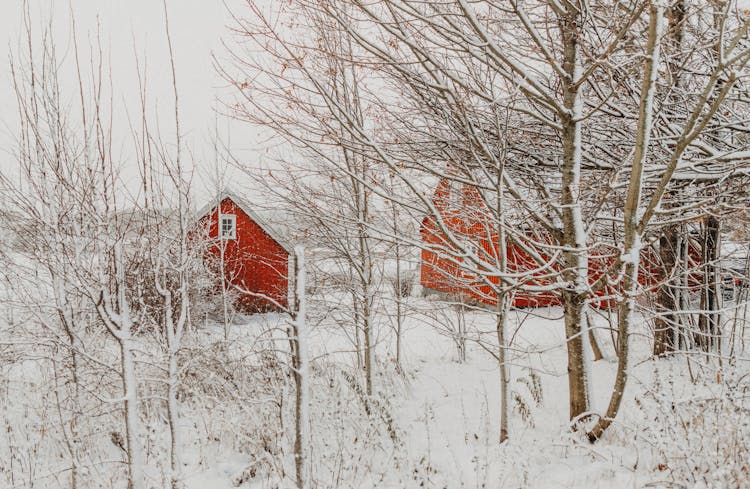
{"left": 2, "top": 0, "right": 750, "bottom": 488}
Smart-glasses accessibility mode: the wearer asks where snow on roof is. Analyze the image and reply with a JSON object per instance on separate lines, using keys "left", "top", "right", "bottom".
{"left": 196, "top": 189, "right": 294, "bottom": 254}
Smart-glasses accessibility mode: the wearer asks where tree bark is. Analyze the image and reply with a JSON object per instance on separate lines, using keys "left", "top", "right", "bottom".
{"left": 698, "top": 215, "right": 721, "bottom": 351}
{"left": 588, "top": 1, "right": 663, "bottom": 442}
{"left": 588, "top": 319, "right": 605, "bottom": 362}
{"left": 559, "top": 5, "right": 591, "bottom": 422}
{"left": 121, "top": 337, "right": 144, "bottom": 489}
{"left": 393, "top": 200, "right": 404, "bottom": 372}
{"left": 654, "top": 227, "right": 680, "bottom": 355}
{"left": 291, "top": 248, "right": 310, "bottom": 489}
{"left": 653, "top": 0, "right": 685, "bottom": 357}
{"left": 496, "top": 295, "right": 510, "bottom": 443}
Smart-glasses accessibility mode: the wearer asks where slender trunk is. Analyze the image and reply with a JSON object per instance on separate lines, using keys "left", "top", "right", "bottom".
{"left": 698, "top": 215, "right": 721, "bottom": 351}
{"left": 164, "top": 294, "right": 182, "bottom": 489}
{"left": 588, "top": 1, "right": 663, "bottom": 441}
{"left": 587, "top": 259, "right": 638, "bottom": 441}
{"left": 291, "top": 248, "right": 310, "bottom": 489}
{"left": 562, "top": 290, "right": 590, "bottom": 420}
{"left": 352, "top": 289, "right": 362, "bottom": 370}
{"left": 588, "top": 317, "right": 605, "bottom": 362}
{"left": 168, "top": 349, "right": 180, "bottom": 489}
{"left": 495, "top": 123, "right": 511, "bottom": 443}
{"left": 293, "top": 352, "right": 306, "bottom": 489}
{"left": 337, "top": 61, "right": 373, "bottom": 391}
{"left": 394, "top": 212, "right": 403, "bottom": 372}
{"left": 456, "top": 301, "right": 466, "bottom": 363}
{"left": 678, "top": 235, "right": 691, "bottom": 350}
{"left": 350, "top": 158, "right": 374, "bottom": 396}
{"left": 735, "top": 253, "right": 750, "bottom": 355}
{"left": 357, "top": 196, "right": 374, "bottom": 397}
{"left": 559, "top": 6, "right": 591, "bottom": 422}
{"left": 51, "top": 359, "right": 79, "bottom": 489}
{"left": 654, "top": 227, "right": 680, "bottom": 355}
{"left": 362, "top": 291, "right": 373, "bottom": 396}
{"left": 53, "top": 277, "right": 82, "bottom": 488}
{"left": 109, "top": 243, "right": 145, "bottom": 489}
{"left": 220, "top": 239, "right": 230, "bottom": 341}
{"left": 696, "top": 3, "right": 726, "bottom": 354}
{"left": 121, "top": 337, "right": 144, "bottom": 489}
{"left": 654, "top": 0, "right": 685, "bottom": 357}
{"left": 496, "top": 295, "right": 510, "bottom": 443}
{"left": 63, "top": 340, "right": 81, "bottom": 489}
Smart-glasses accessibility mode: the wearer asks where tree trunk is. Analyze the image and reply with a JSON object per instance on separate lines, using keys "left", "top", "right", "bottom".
{"left": 653, "top": 0, "right": 685, "bottom": 357}
{"left": 559, "top": 5, "right": 591, "bottom": 423}
{"left": 496, "top": 295, "right": 510, "bottom": 443}
{"left": 695, "top": 3, "right": 726, "bottom": 353}
{"left": 698, "top": 215, "right": 721, "bottom": 351}
{"left": 588, "top": 1, "right": 663, "bottom": 441}
{"left": 121, "top": 338, "right": 144, "bottom": 489}
{"left": 362, "top": 287, "right": 373, "bottom": 397}
{"left": 393, "top": 215, "right": 403, "bottom": 372}
{"left": 654, "top": 227, "right": 680, "bottom": 355}
{"left": 353, "top": 168, "right": 375, "bottom": 397}
{"left": 456, "top": 301, "right": 467, "bottom": 363}
{"left": 587, "top": 260, "right": 637, "bottom": 441}
{"left": 562, "top": 290, "right": 590, "bottom": 420}
{"left": 351, "top": 287, "right": 363, "bottom": 370}
{"left": 53, "top": 278, "right": 82, "bottom": 489}
{"left": 678, "top": 235, "right": 691, "bottom": 350}
{"left": 167, "top": 351, "right": 180, "bottom": 489}
{"left": 588, "top": 319, "right": 605, "bottom": 362}
{"left": 291, "top": 248, "right": 310, "bottom": 489}
{"left": 220, "top": 239, "right": 231, "bottom": 342}
{"left": 164, "top": 296, "right": 182, "bottom": 489}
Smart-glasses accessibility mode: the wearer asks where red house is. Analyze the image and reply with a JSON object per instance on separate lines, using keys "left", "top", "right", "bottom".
{"left": 420, "top": 178, "right": 664, "bottom": 309}
{"left": 196, "top": 191, "right": 292, "bottom": 312}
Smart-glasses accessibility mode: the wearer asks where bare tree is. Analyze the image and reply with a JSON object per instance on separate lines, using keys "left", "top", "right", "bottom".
{"left": 223, "top": 0, "right": 750, "bottom": 443}
{"left": 220, "top": 0, "right": 388, "bottom": 397}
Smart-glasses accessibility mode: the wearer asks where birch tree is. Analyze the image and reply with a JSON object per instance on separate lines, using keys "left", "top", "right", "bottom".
{"left": 2, "top": 17, "right": 91, "bottom": 485}
{"left": 150, "top": 5, "right": 191, "bottom": 485}
{"left": 226, "top": 0, "right": 750, "bottom": 440}
{"left": 588, "top": 0, "right": 750, "bottom": 439}
{"left": 2, "top": 11, "right": 151, "bottom": 486}
{"left": 221, "top": 0, "right": 386, "bottom": 396}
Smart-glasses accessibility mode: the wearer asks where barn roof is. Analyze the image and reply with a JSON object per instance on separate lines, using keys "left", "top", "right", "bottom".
{"left": 196, "top": 190, "right": 293, "bottom": 254}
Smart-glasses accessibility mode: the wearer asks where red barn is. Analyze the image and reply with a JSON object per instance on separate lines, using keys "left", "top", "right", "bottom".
{"left": 420, "top": 178, "right": 664, "bottom": 309}
{"left": 196, "top": 191, "right": 292, "bottom": 312}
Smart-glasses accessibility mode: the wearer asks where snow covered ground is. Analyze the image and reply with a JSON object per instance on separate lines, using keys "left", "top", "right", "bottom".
{"left": 177, "top": 298, "right": 748, "bottom": 488}
{"left": 2, "top": 287, "right": 748, "bottom": 489}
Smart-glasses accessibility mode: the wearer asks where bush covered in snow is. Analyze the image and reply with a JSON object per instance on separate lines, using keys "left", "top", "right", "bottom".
{"left": 641, "top": 365, "right": 750, "bottom": 488}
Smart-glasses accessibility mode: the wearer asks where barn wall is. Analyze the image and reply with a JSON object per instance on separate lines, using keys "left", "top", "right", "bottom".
{"left": 420, "top": 219, "right": 561, "bottom": 308}
{"left": 420, "top": 219, "right": 670, "bottom": 310}
{"left": 420, "top": 178, "right": 561, "bottom": 307}
{"left": 419, "top": 179, "right": 673, "bottom": 310}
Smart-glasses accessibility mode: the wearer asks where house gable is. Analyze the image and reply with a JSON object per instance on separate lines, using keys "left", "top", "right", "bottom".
{"left": 196, "top": 192, "right": 291, "bottom": 312}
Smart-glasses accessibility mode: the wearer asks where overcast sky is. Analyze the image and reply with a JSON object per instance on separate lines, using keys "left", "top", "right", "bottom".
{"left": 0, "top": 0, "right": 255, "bottom": 203}
{"left": 3, "top": 1, "right": 750, "bottom": 207}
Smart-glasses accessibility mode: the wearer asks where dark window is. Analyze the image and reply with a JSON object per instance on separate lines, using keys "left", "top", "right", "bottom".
{"left": 220, "top": 214, "right": 236, "bottom": 239}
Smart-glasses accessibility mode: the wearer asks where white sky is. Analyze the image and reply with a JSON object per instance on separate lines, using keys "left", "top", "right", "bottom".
{"left": 0, "top": 0, "right": 255, "bottom": 204}
{"left": 2, "top": 1, "right": 750, "bottom": 207}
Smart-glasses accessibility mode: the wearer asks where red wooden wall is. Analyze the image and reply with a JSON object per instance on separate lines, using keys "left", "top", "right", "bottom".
{"left": 419, "top": 179, "right": 667, "bottom": 309}
{"left": 199, "top": 197, "right": 289, "bottom": 312}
